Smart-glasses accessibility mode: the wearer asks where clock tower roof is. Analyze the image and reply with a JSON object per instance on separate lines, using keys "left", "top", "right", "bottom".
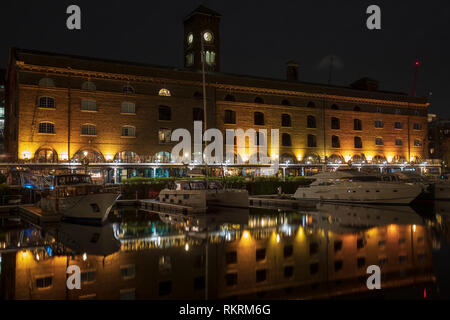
{"left": 184, "top": 4, "right": 221, "bottom": 20}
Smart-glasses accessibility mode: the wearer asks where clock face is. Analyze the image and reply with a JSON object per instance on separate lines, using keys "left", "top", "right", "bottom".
{"left": 203, "top": 31, "right": 213, "bottom": 42}
{"left": 187, "top": 33, "right": 193, "bottom": 44}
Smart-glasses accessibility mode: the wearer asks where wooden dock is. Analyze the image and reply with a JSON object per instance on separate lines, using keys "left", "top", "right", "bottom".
{"left": 18, "top": 205, "right": 61, "bottom": 224}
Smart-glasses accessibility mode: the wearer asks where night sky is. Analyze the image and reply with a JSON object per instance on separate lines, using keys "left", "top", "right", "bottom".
{"left": 0, "top": 1, "right": 449, "bottom": 116}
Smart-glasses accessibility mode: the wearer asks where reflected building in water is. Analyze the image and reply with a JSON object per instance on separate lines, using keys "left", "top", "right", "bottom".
{"left": 0, "top": 206, "right": 435, "bottom": 300}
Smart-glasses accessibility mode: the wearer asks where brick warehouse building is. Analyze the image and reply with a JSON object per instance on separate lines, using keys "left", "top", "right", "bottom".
{"left": 3, "top": 5, "right": 431, "bottom": 179}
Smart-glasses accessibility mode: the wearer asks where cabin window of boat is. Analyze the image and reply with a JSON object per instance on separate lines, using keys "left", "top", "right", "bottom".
{"left": 190, "top": 182, "right": 205, "bottom": 190}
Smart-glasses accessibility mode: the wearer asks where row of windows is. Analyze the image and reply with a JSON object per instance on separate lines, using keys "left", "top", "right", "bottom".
{"left": 224, "top": 110, "right": 423, "bottom": 131}
{"left": 37, "top": 123, "right": 136, "bottom": 137}
{"left": 38, "top": 78, "right": 425, "bottom": 116}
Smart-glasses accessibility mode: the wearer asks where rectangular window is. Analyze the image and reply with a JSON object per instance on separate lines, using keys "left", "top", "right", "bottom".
{"left": 81, "top": 271, "right": 96, "bottom": 283}
{"left": 120, "top": 289, "right": 136, "bottom": 300}
{"left": 158, "top": 281, "right": 172, "bottom": 296}
{"left": 395, "top": 122, "right": 403, "bottom": 129}
{"left": 375, "top": 120, "right": 383, "bottom": 128}
{"left": 81, "top": 99, "right": 97, "bottom": 111}
{"left": 224, "top": 110, "right": 236, "bottom": 124}
{"left": 38, "top": 122, "right": 55, "bottom": 134}
{"left": 354, "top": 119, "right": 362, "bottom": 131}
{"left": 81, "top": 124, "right": 96, "bottom": 136}
{"left": 334, "top": 260, "right": 343, "bottom": 271}
{"left": 122, "top": 126, "right": 136, "bottom": 137}
{"left": 36, "top": 276, "right": 53, "bottom": 289}
{"left": 396, "top": 139, "right": 403, "bottom": 146}
{"left": 225, "top": 251, "right": 237, "bottom": 265}
{"left": 375, "top": 138, "right": 383, "bottom": 145}
{"left": 158, "top": 128, "right": 172, "bottom": 144}
{"left": 334, "top": 240, "right": 343, "bottom": 252}
{"left": 357, "top": 257, "right": 366, "bottom": 268}
{"left": 121, "top": 102, "right": 136, "bottom": 114}
{"left": 284, "top": 266, "right": 294, "bottom": 278}
{"left": 284, "top": 245, "right": 293, "bottom": 258}
{"left": 413, "top": 123, "right": 422, "bottom": 130}
{"left": 120, "top": 265, "right": 136, "bottom": 280}
{"left": 159, "top": 105, "right": 171, "bottom": 121}
{"left": 331, "top": 117, "right": 340, "bottom": 129}
{"left": 256, "top": 269, "right": 267, "bottom": 283}
{"left": 307, "top": 134, "right": 317, "bottom": 148}
{"left": 281, "top": 114, "right": 291, "bottom": 127}
{"left": 256, "top": 248, "right": 266, "bottom": 261}
{"left": 414, "top": 139, "right": 422, "bottom": 147}
{"left": 309, "top": 242, "right": 319, "bottom": 255}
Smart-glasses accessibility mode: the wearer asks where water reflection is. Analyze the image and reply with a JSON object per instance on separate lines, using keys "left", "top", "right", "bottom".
{"left": 1, "top": 202, "right": 448, "bottom": 300}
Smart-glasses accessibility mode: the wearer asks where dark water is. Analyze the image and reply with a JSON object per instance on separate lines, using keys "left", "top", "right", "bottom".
{"left": 1, "top": 201, "right": 450, "bottom": 300}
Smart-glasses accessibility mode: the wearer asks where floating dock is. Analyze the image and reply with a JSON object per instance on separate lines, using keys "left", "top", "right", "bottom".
{"left": 18, "top": 205, "right": 61, "bottom": 224}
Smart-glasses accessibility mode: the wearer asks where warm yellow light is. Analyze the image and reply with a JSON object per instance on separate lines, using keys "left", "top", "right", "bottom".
{"left": 82, "top": 253, "right": 87, "bottom": 261}
{"left": 105, "top": 154, "right": 113, "bottom": 161}
{"left": 21, "top": 250, "right": 28, "bottom": 258}
{"left": 345, "top": 155, "right": 352, "bottom": 162}
{"left": 297, "top": 154, "right": 302, "bottom": 161}
{"left": 387, "top": 156, "right": 393, "bottom": 163}
{"left": 60, "top": 153, "right": 69, "bottom": 161}
{"left": 410, "top": 156, "right": 414, "bottom": 162}
{"left": 276, "top": 233, "right": 280, "bottom": 243}
{"left": 35, "top": 253, "right": 40, "bottom": 261}
{"left": 413, "top": 224, "right": 416, "bottom": 232}
{"left": 185, "top": 243, "right": 189, "bottom": 251}
{"left": 83, "top": 151, "right": 88, "bottom": 157}
{"left": 241, "top": 153, "right": 249, "bottom": 162}
{"left": 242, "top": 230, "right": 250, "bottom": 240}
{"left": 366, "top": 155, "right": 373, "bottom": 161}
{"left": 21, "top": 151, "right": 32, "bottom": 160}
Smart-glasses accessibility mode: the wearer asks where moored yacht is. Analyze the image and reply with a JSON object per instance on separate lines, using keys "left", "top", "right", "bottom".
{"left": 293, "top": 170, "right": 422, "bottom": 205}
{"left": 157, "top": 180, "right": 249, "bottom": 213}
{"left": 38, "top": 174, "right": 120, "bottom": 223}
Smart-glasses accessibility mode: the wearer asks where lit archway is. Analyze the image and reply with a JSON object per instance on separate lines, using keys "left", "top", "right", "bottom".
{"left": 72, "top": 148, "right": 105, "bottom": 163}
{"left": 34, "top": 147, "right": 58, "bottom": 163}
{"left": 114, "top": 151, "right": 140, "bottom": 163}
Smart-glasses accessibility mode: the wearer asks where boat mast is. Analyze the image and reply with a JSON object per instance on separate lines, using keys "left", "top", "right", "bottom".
{"left": 201, "top": 37, "right": 208, "bottom": 182}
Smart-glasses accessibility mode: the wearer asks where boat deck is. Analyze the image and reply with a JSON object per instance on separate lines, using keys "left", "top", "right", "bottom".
{"left": 18, "top": 205, "right": 61, "bottom": 224}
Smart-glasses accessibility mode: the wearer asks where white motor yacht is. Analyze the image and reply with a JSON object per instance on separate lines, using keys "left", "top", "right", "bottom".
{"left": 38, "top": 174, "right": 120, "bottom": 223}
{"left": 157, "top": 180, "right": 249, "bottom": 213}
{"left": 293, "top": 170, "right": 422, "bottom": 205}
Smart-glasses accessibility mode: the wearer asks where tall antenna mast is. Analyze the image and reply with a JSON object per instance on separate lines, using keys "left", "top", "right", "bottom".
{"left": 411, "top": 60, "right": 420, "bottom": 97}
{"left": 201, "top": 36, "right": 208, "bottom": 182}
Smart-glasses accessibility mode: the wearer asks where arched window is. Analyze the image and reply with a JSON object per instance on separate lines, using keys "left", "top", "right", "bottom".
{"left": 307, "top": 115, "right": 316, "bottom": 128}
{"left": 81, "top": 124, "right": 96, "bottom": 136}
{"left": 354, "top": 137, "right": 363, "bottom": 149}
{"left": 81, "top": 99, "right": 97, "bottom": 111}
{"left": 352, "top": 154, "right": 365, "bottom": 163}
{"left": 331, "top": 117, "right": 340, "bottom": 129}
{"left": 332, "top": 135, "right": 340, "bottom": 148}
{"left": 373, "top": 155, "right": 386, "bottom": 164}
{"left": 38, "top": 122, "right": 55, "bottom": 134}
{"left": 393, "top": 155, "right": 407, "bottom": 164}
{"left": 224, "top": 110, "right": 236, "bottom": 124}
{"left": 158, "top": 88, "right": 171, "bottom": 97}
{"left": 123, "top": 85, "right": 135, "bottom": 94}
{"left": 282, "top": 133, "right": 292, "bottom": 146}
{"left": 121, "top": 102, "right": 136, "bottom": 114}
{"left": 307, "top": 134, "right": 317, "bottom": 148}
{"left": 114, "top": 151, "right": 140, "bottom": 163}
{"left": 304, "top": 153, "right": 320, "bottom": 163}
{"left": 280, "top": 153, "right": 296, "bottom": 164}
{"left": 281, "top": 114, "right": 291, "bottom": 127}
{"left": 193, "top": 108, "right": 204, "bottom": 121}
{"left": 354, "top": 119, "right": 362, "bottom": 131}
{"left": 34, "top": 147, "right": 58, "bottom": 163}
{"left": 331, "top": 104, "right": 339, "bottom": 110}
{"left": 328, "top": 154, "right": 344, "bottom": 164}
{"left": 307, "top": 101, "right": 315, "bottom": 108}
{"left": 153, "top": 151, "right": 171, "bottom": 163}
{"left": 254, "top": 112, "right": 264, "bottom": 125}
{"left": 281, "top": 99, "right": 290, "bottom": 106}
{"left": 81, "top": 81, "right": 96, "bottom": 91}
{"left": 254, "top": 97, "right": 264, "bottom": 104}
{"left": 38, "top": 78, "right": 55, "bottom": 87}
{"left": 159, "top": 105, "right": 171, "bottom": 121}
{"left": 224, "top": 94, "right": 235, "bottom": 102}
{"left": 353, "top": 106, "right": 361, "bottom": 111}
{"left": 122, "top": 126, "right": 136, "bottom": 137}
{"left": 38, "top": 97, "right": 55, "bottom": 109}
{"left": 72, "top": 149, "right": 104, "bottom": 163}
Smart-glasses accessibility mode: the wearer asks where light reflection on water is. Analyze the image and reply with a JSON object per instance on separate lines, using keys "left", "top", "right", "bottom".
{"left": 1, "top": 201, "right": 450, "bottom": 300}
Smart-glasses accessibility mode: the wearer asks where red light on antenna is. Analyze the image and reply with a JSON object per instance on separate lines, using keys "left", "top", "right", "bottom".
{"left": 415, "top": 61, "right": 420, "bottom": 66}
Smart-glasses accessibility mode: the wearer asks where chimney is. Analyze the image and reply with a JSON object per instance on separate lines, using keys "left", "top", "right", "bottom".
{"left": 286, "top": 60, "right": 299, "bottom": 81}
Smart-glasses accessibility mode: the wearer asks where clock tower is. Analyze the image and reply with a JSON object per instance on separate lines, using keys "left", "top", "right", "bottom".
{"left": 184, "top": 5, "right": 221, "bottom": 72}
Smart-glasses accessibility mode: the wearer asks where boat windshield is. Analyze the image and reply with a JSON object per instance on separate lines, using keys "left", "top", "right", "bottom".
{"left": 55, "top": 175, "right": 93, "bottom": 186}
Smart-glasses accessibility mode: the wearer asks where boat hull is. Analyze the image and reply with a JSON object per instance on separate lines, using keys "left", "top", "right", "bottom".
{"left": 293, "top": 183, "right": 422, "bottom": 205}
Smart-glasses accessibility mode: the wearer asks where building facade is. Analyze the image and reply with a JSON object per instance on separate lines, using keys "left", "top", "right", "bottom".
{"left": 4, "top": 5, "right": 429, "bottom": 177}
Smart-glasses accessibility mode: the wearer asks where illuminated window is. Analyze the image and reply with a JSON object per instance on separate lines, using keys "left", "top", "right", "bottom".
{"left": 158, "top": 88, "right": 171, "bottom": 97}
{"left": 38, "top": 97, "right": 55, "bottom": 108}
{"left": 158, "top": 128, "right": 172, "bottom": 144}
{"left": 121, "top": 102, "right": 136, "bottom": 114}
{"left": 38, "top": 122, "right": 55, "bottom": 134}
{"left": 186, "top": 53, "right": 194, "bottom": 66}
{"left": 205, "top": 51, "right": 215, "bottom": 66}
{"left": 81, "top": 124, "right": 96, "bottom": 136}
{"left": 34, "top": 148, "right": 58, "bottom": 163}
{"left": 121, "top": 126, "right": 135, "bottom": 137}
{"left": 81, "top": 99, "right": 97, "bottom": 111}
